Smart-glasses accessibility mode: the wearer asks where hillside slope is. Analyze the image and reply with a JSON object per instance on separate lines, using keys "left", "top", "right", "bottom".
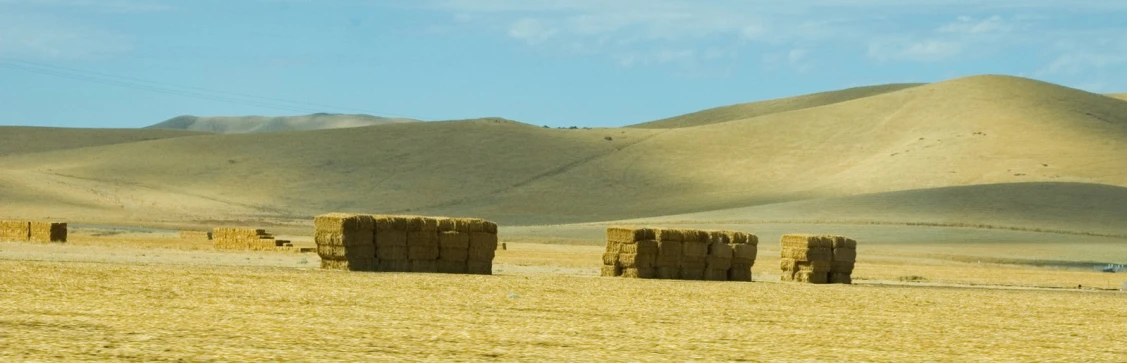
{"left": 1109, "top": 94, "right": 1127, "bottom": 102}
{"left": 146, "top": 113, "right": 419, "bottom": 134}
{"left": 629, "top": 83, "right": 923, "bottom": 129}
{"left": 0, "top": 127, "right": 204, "bottom": 157}
{"left": 1, "top": 75, "right": 1126, "bottom": 227}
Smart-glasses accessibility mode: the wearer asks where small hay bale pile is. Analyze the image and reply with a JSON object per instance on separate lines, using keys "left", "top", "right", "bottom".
{"left": 315, "top": 213, "right": 498, "bottom": 275}
{"left": 179, "top": 230, "right": 213, "bottom": 240}
{"left": 779, "top": 234, "right": 856, "bottom": 284}
{"left": 0, "top": 220, "right": 66, "bottom": 243}
{"left": 212, "top": 227, "right": 285, "bottom": 251}
{"left": 602, "top": 227, "right": 757, "bottom": 281}
{"left": 0, "top": 220, "right": 31, "bottom": 242}
{"left": 30, "top": 222, "right": 67, "bottom": 243}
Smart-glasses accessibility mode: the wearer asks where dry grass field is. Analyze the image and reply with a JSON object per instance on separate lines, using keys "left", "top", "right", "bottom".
{"left": 2, "top": 254, "right": 1126, "bottom": 361}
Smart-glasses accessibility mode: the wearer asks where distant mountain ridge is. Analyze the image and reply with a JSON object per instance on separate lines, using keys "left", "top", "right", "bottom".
{"left": 145, "top": 113, "right": 419, "bottom": 134}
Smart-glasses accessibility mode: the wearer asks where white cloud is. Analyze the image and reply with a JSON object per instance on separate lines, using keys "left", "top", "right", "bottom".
{"left": 508, "top": 18, "right": 558, "bottom": 44}
{"left": 868, "top": 40, "right": 963, "bottom": 62}
{"left": 937, "top": 15, "right": 1015, "bottom": 34}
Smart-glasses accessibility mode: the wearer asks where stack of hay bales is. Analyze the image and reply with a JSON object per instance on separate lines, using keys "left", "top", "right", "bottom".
{"left": 179, "top": 230, "right": 212, "bottom": 240}
{"left": 0, "top": 220, "right": 67, "bottom": 243}
{"left": 29, "top": 222, "right": 67, "bottom": 243}
{"left": 315, "top": 213, "right": 376, "bottom": 271}
{"left": 316, "top": 213, "right": 497, "bottom": 275}
{"left": 779, "top": 234, "right": 856, "bottom": 284}
{"left": 0, "top": 220, "right": 31, "bottom": 242}
{"left": 212, "top": 227, "right": 282, "bottom": 251}
{"left": 603, "top": 227, "right": 757, "bottom": 282}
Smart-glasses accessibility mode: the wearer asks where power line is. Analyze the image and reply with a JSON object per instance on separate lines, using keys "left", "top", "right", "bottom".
{"left": 0, "top": 58, "right": 431, "bottom": 120}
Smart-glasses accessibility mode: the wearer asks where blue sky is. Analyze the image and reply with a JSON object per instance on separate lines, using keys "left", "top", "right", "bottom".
{"left": 1, "top": 0, "right": 1126, "bottom": 128}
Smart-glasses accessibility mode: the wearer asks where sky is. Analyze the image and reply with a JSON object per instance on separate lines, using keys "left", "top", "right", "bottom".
{"left": 1, "top": 0, "right": 1126, "bottom": 129}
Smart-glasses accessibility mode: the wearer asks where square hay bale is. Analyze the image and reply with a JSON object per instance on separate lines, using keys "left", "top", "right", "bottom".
{"left": 620, "top": 240, "right": 659, "bottom": 255}
{"left": 728, "top": 264, "right": 752, "bottom": 282}
{"left": 731, "top": 244, "right": 757, "bottom": 266}
{"left": 372, "top": 215, "right": 394, "bottom": 232}
{"left": 410, "top": 260, "right": 439, "bottom": 273}
{"left": 795, "top": 271, "right": 829, "bottom": 284}
{"left": 437, "top": 260, "right": 468, "bottom": 274}
{"left": 405, "top": 216, "right": 426, "bottom": 232}
{"left": 746, "top": 232, "right": 759, "bottom": 246}
{"left": 467, "top": 260, "right": 492, "bottom": 275}
{"left": 483, "top": 220, "right": 498, "bottom": 234}
{"left": 320, "top": 259, "right": 346, "bottom": 270}
{"left": 833, "top": 247, "right": 857, "bottom": 262}
{"left": 656, "top": 240, "right": 683, "bottom": 263}
{"left": 621, "top": 267, "right": 655, "bottom": 279}
{"left": 377, "top": 259, "right": 411, "bottom": 272}
{"left": 601, "top": 264, "right": 623, "bottom": 277}
{"left": 680, "top": 255, "right": 706, "bottom": 265}
{"left": 780, "top": 258, "right": 798, "bottom": 271}
{"left": 654, "top": 266, "right": 680, "bottom": 279}
{"left": 439, "top": 247, "right": 469, "bottom": 262}
{"left": 463, "top": 218, "right": 486, "bottom": 233}
{"left": 706, "top": 257, "right": 731, "bottom": 271}
{"left": 375, "top": 230, "right": 408, "bottom": 247}
{"left": 469, "top": 231, "right": 498, "bottom": 251}
{"left": 618, "top": 253, "right": 655, "bottom": 269}
{"left": 723, "top": 231, "right": 748, "bottom": 245}
{"left": 797, "top": 260, "right": 833, "bottom": 274}
{"left": 830, "top": 273, "right": 852, "bottom": 284}
{"left": 0, "top": 220, "right": 31, "bottom": 241}
{"left": 605, "top": 240, "right": 623, "bottom": 254}
{"left": 682, "top": 241, "right": 709, "bottom": 257}
{"left": 653, "top": 257, "right": 678, "bottom": 269}
{"left": 708, "top": 242, "right": 734, "bottom": 258}
{"left": 781, "top": 234, "right": 832, "bottom": 248}
{"left": 314, "top": 213, "right": 374, "bottom": 247}
{"left": 602, "top": 252, "right": 620, "bottom": 266}
{"left": 317, "top": 244, "right": 347, "bottom": 260}
{"left": 408, "top": 245, "right": 440, "bottom": 260}
{"left": 605, "top": 227, "right": 654, "bottom": 244}
{"left": 779, "top": 268, "right": 796, "bottom": 282}
{"left": 831, "top": 261, "right": 856, "bottom": 274}
{"left": 435, "top": 217, "right": 456, "bottom": 232}
{"left": 655, "top": 228, "right": 683, "bottom": 242}
{"left": 29, "top": 222, "right": 67, "bottom": 243}
{"left": 704, "top": 268, "right": 730, "bottom": 281}
{"left": 469, "top": 248, "right": 496, "bottom": 261}
{"left": 407, "top": 231, "right": 438, "bottom": 246}
{"left": 707, "top": 231, "right": 731, "bottom": 244}
{"left": 781, "top": 247, "right": 833, "bottom": 261}
{"left": 422, "top": 217, "right": 438, "bottom": 232}
{"left": 679, "top": 262, "right": 706, "bottom": 280}
{"left": 831, "top": 236, "right": 858, "bottom": 249}
{"left": 376, "top": 245, "right": 408, "bottom": 260}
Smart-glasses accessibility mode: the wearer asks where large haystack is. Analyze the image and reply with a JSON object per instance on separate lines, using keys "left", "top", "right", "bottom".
{"left": 603, "top": 226, "right": 758, "bottom": 282}
{"left": 779, "top": 234, "right": 856, "bottom": 284}
{"left": 316, "top": 213, "right": 498, "bottom": 275}
{"left": 0, "top": 220, "right": 31, "bottom": 242}
{"left": 0, "top": 220, "right": 66, "bottom": 243}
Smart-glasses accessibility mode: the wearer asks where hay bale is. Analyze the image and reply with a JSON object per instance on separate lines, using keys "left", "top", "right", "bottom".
{"left": 439, "top": 248, "right": 469, "bottom": 262}
{"left": 780, "top": 258, "right": 798, "bottom": 271}
{"left": 405, "top": 216, "right": 426, "bottom": 232}
{"left": 781, "top": 234, "right": 832, "bottom": 248}
{"left": 655, "top": 228, "right": 683, "bottom": 242}
{"left": 602, "top": 253, "right": 620, "bottom": 266}
{"left": 437, "top": 260, "right": 468, "bottom": 274}
{"left": 794, "top": 271, "right": 829, "bottom": 284}
{"left": 682, "top": 240, "right": 709, "bottom": 257}
{"left": 463, "top": 218, "right": 486, "bottom": 233}
{"left": 601, "top": 264, "right": 623, "bottom": 277}
{"left": 654, "top": 266, "right": 680, "bottom": 279}
{"left": 435, "top": 217, "right": 456, "bottom": 232}
{"left": 728, "top": 264, "right": 752, "bottom": 282}
{"left": 377, "top": 260, "right": 411, "bottom": 272}
{"left": 618, "top": 253, "right": 655, "bottom": 269}
{"left": 796, "top": 260, "right": 833, "bottom": 273}
{"left": 469, "top": 231, "right": 498, "bottom": 251}
{"left": 410, "top": 259, "right": 439, "bottom": 273}
{"left": 833, "top": 247, "right": 857, "bottom": 262}
{"left": 605, "top": 227, "right": 654, "bottom": 244}
{"left": 376, "top": 245, "right": 408, "bottom": 260}
{"left": 314, "top": 213, "right": 374, "bottom": 247}
{"left": 407, "top": 231, "right": 440, "bottom": 260}
{"left": 621, "top": 267, "right": 655, "bottom": 279}
{"left": 620, "top": 240, "right": 659, "bottom": 255}
{"left": 467, "top": 260, "right": 492, "bottom": 275}
{"left": 731, "top": 244, "right": 757, "bottom": 266}
{"left": 29, "top": 222, "right": 67, "bottom": 243}
{"left": 830, "top": 273, "right": 852, "bottom": 284}
{"left": 706, "top": 231, "right": 730, "bottom": 244}
{"left": 780, "top": 247, "right": 833, "bottom": 261}
{"left": 438, "top": 231, "right": 470, "bottom": 249}
{"left": 831, "top": 236, "right": 857, "bottom": 249}
{"left": 375, "top": 229, "right": 407, "bottom": 248}
{"left": 779, "top": 268, "right": 795, "bottom": 282}
{"left": 0, "top": 220, "right": 30, "bottom": 241}
{"left": 831, "top": 261, "right": 855, "bottom": 274}
{"left": 679, "top": 263, "right": 706, "bottom": 280}
{"left": 483, "top": 220, "right": 498, "bottom": 234}
{"left": 656, "top": 240, "right": 682, "bottom": 264}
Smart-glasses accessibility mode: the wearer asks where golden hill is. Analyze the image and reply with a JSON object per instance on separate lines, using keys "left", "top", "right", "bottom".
{"left": 0, "top": 75, "right": 1125, "bottom": 230}
{"left": 146, "top": 113, "right": 419, "bottom": 134}
{"left": 1109, "top": 93, "right": 1127, "bottom": 102}
{"left": 0, "top": 126, "right": 203, "bottom": 157}
{"left": 628, "top": 83, "right": 923, "bottom": 128}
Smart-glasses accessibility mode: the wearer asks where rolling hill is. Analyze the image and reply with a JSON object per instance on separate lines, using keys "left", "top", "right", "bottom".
{"left": 1, "top": 74, "right": 1126, "bottom": 231}
{"left": 1109, "top": 93, "right": 1127, "bottom": 102}
{"left": 145, "top": 113, "right": 419, "bottom": 134}
{"left": 628, "top": 83, "right": 924, "bottom": 129}
{"left": 0, "top": 126, "right": 204, "bottom": 157}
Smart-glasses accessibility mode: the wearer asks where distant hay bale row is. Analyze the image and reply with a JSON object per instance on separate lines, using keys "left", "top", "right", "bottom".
{"left": 779, "top": 234, "right": 856, "bottom": 284}
{"left": 0, "top": 220, "right": 67, "bottom": 243}
{"left": 179, "top": 230, "right": 212, "bottom": 240}
{"left": 602, "top": 226, "right": 758, "bottom": 281}
{"left": 211, "top": 227, "right": 291, "bottom": 251}
{"left": 314, "top": 213, "right": 498, "bottom": 275}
